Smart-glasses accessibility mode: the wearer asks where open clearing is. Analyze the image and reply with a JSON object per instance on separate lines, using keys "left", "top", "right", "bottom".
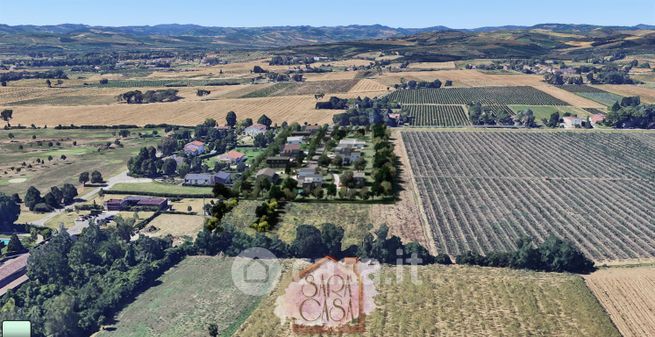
{"left": 402, "top": 130, "right": 655, "bottom": 262}
{"left": 0, "top": 128, "right": 160, "bottom": 195}
{"left": 233, "top": 264, "right": 619, "bottom": 337}
{"left": 143, "top": 214, "right": 205, "bottom": 240}
{"left": 97, "top": 256, "right": 262, "bottom": 337}
{"left": 585, "top": 266, "right": 655, "bottom": 337}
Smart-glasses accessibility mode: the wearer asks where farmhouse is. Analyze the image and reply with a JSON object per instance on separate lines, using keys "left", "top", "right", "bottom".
{"left": 353, "top": 171, "right": 366, "bottom": 185}
{"left": 562, "top": 116, "right": 583, "bottom": 128}
{"left": 217, "top": 150, "right": 246, "bottom": 164}
{"left": 589, "top": 114, "right": 606, "bottom": 126}
{"left": 0, "top": 253, "right": 29, "bottom": 296}
{"left": 244, "top": 123, "right": 267, "bottom": 136}
{"left": 105, "top": 196, "right": 169, "bottom": 211}
{"left": 256, "top": 168, "right": 280, "bottom": 183}
{"left": 184, "top": 140, "right": 206, "bottom": 156}
{"left": 184, "top": 171, "right": 232, "bottom": 186}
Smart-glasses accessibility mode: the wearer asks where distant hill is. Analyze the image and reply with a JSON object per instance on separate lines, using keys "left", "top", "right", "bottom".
{"left": 0, "top": 23, "right": 652, "bottom": 57}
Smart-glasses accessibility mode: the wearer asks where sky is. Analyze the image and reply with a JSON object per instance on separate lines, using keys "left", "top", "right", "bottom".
{"left": 1, "top": 0, "right": 654, "bottom": 28}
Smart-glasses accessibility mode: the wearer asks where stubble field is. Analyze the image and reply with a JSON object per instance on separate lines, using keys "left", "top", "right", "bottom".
{"left": 585, "top": 266, "right": 655, "bottom": 337}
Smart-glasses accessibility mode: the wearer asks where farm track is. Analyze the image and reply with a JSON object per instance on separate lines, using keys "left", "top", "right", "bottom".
{"left": 402, "top": 130, "right": 655, "bottom": 261}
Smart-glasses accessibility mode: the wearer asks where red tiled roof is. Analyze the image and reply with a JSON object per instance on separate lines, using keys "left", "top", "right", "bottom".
{"left": 189, "top": 140, "right": 205, "bottom": 146}
{"left": 226, "top": 150, "right": 245, "bottom": 159}
{"left": 283, "top": 143, "right": 301, "bottom": 151}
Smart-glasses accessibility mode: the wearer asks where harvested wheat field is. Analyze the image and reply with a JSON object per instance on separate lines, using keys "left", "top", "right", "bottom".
{"left": 407, "top": 61, "right": 457, "bottom": 70}
{"left": 143, "top": 214, "right": 205, "bottom": 240}
{"left": 585, "top": 266, "right": 655, "bottom": 337}
{"left": 233, "top": 264, "right": 620, "bottom": 337}
{"left": 9, "top": 95, "right": 339, "bottom": 126}
{"left": 303, "top": 70, "right": 358, "bottom": 82}
{"left": 373, "top": 69, "right": 545, "bottom": 88}
{"left": 348, "top": 78, "right": 392, "bottom": 93}
{"left": 593, "top": 84, "right": 655, "bottom": 103}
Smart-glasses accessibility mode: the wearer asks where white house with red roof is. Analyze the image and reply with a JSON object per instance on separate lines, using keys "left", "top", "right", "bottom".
{"left": 183, "top": 140, "right": 206, "bottom": 156}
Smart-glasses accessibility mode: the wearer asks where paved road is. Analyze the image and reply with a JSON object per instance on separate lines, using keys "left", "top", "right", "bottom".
{"left": 31, "top": 170, "right": 152, "bottom": 227}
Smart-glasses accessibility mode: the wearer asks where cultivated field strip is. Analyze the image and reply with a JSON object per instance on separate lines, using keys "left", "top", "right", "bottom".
{"left": 402, "top": 131, "right": 655, "bottom": 261}
{"left": 585, "top": 267, "right": 655, "bottom": 337}
{"left": 404, "top": 105, "right": 470, "bottom": 127}
{"left": 388, "top": 86, "right": 568, "bottom": 105}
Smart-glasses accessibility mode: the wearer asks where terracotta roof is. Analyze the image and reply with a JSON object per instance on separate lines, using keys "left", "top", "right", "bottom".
{"left": 283, "top": 143, "right": 301, "bottom": 151}
{"left": 226, "top": 150, "right": 245, "bottom": 159}
{"left": 246, "top": 123, "right": 267, "bottom": 131}
{"left": 189, "top": 140, "right": 205, "bottom": 146}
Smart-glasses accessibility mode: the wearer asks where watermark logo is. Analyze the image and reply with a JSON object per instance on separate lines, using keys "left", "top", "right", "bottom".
{"left": 274, "top": 257, "right": 378, "bottom": 333}
{"left": 231, "top": 247, "right": 282, "bottom": 296}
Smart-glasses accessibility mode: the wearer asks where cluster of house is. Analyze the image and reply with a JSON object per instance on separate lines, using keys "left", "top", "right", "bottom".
{"left": 561, "top": 114, "right": 606, "bottom": 129}
{"left": 104, "top": 196, "right": 169, "bottom": 211}
{"left": 334, "top": 138, "right": 366, "bottom": 164}
{"left": 266, "top": 125, "right": 322, "bottom": 169}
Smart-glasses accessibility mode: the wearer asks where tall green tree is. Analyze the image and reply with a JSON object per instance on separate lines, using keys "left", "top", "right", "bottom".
{"left": 226, "top": 111, "right": 237, "bottom": 127}
{"left": 0, "top": 192, "right": 20, "bottom": 228}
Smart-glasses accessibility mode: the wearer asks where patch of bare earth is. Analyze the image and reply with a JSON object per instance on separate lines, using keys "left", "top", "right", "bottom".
{"left": 369, "top": 129, "right": 436, "bottom": 253}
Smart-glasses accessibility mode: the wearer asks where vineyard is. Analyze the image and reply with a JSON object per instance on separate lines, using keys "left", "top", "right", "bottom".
{"left": 585, "top": 266, "right": 655, "bottom": 337}
{"left": 241, "top": 79, "right": 359, "bottom": 98}
{"left": 387, "top": 86, "right": 568, "bottom": 105}
{"left": 404, "top": 105, "right": 470, "bottom": 127}
{"left": 558, "top": 85, "right": 623, "bottom": 106}
{"left": 402, "top": 130, "right": 655, "bottom": 261}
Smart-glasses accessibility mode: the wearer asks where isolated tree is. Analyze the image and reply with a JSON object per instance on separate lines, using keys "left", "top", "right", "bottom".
{"left": 546, "top": 112, "right": 561, "bottom": 128}
{"left": 79, "top": 172, "right": 90, "bottom": 186}
{"left": 208, "top": 324, "right": 219, "bottom": 337}
{"left": 45, "top": 79, "right": 52, "bottom": 88}
{"left": 44, "top": 191, "right": 61, "bottom": 209}
{"left": 91, "top": 170, "right": 103, "bottom": 184}
{"left": 0, "top": 192, "right": 20, "bottom": 228}
{"left": 1, "top": 109, "right": 13, "bottom": 123}
{"left": 226, "top": 111, "right": 237, "bottom": 127}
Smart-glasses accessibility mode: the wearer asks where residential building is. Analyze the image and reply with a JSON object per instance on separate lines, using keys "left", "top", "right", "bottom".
{"left": 286, "top": 136, "right": 305, "bottom": 145}
{"left": 183, "top": 140, "right": 206, "bottom": 156}
{"left": 244, "top": 123, "right": 267, "bottom": 136}
{"left": 335, "top": 146, "right": 362, "bottom": 165}
{"left": 562, "top": 116, "right": 583, "bottom": 129}
{"left": 217, "top": 150, "right": 246, "bottom": 164}
{"left": 589, "top": 114, "right": 606, "bottom": 126}
{"left": 353, "top": 171, "right": 366, "bottom": 186}
{"left": 281, "top": 143, "right": 302, "bottom": 157}
{"left": 0, "top": 254, "right": 29, "bottom": 296}
{"left": 337, "top": 138, "right": 366, "bottom": 150}
{"left": 256, "top": 168, "right": 280, "bottom": 183}
{"left": 184, "top": 171, "right": 232, "bottom": 186}
{"left": 105, "top": 196, "right": 169, "bottom": 211}
{"left": 266, "top": 156, "right": 291, "bottom": 168}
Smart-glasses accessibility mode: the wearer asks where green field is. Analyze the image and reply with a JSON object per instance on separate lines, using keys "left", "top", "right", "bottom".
{"left": 0, "top": 128, "right": 161, "bottom": 195}
{"left": 224, "top": 200, "right": 374, "bottom": 248}
{"left": 235, "top": 264, "right": 620, "bottom": 337}
{"left": 97, "top": 257, "right": 262, "bottom": 337}
{"left": 109, "top": 182, "right": 212, "bottom": 196}
{"left": 577, "top": 92, "right": 624, "bottom": 106}
{"left": 508, "top": 105, "right": 591, "bottom": 122}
